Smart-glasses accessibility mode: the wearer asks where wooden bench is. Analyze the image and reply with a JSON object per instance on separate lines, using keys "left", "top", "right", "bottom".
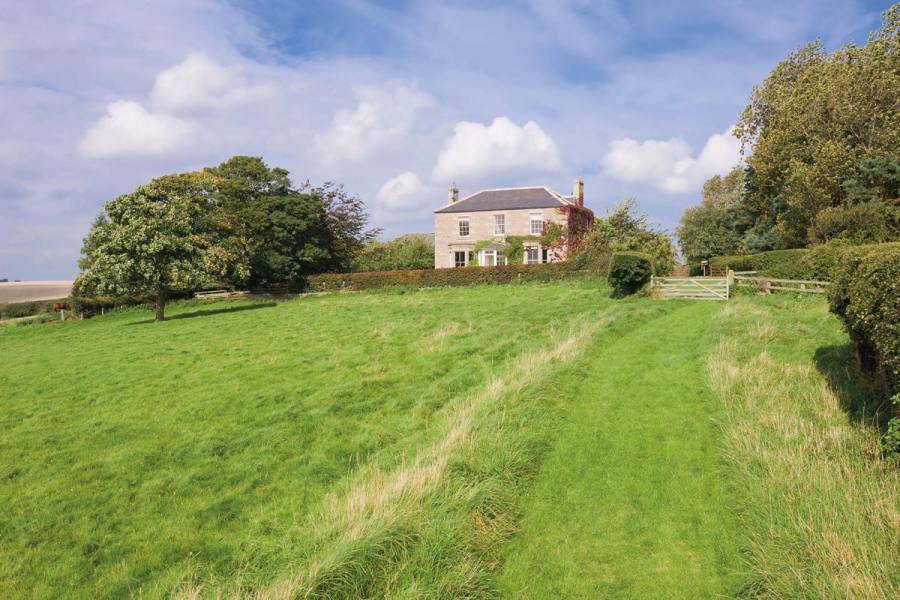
{"left": 194, "top": 290, "right": 247, "bottom": 300}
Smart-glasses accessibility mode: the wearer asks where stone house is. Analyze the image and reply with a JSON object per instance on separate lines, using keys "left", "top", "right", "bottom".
{"left": 433, "top": 179, "right": 585, "bottom": 269}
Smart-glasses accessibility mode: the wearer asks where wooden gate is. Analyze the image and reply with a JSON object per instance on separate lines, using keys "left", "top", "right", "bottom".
{"left": 651, "top": 276, "right": 729, "bottom": 301}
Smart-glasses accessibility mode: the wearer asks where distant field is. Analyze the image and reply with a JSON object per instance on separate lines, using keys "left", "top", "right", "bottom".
{"left": 0, "top": 280, "right": 72, "bottom": 303}
{"left": 0, "top": 283, "right": 895, "bottom": 598}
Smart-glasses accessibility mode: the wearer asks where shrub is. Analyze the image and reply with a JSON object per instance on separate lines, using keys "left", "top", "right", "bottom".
{"left": 0, "top": 300, "right": 63, "bottom": 320}
{"left": 607, "top": 252, "right": 652, "bottom": 298}
{"left": 306, "top": 262, "right": 584, "bottom": 292}
{"left": 352, "top": 234, "right": 434, "bottom": 272}
{"left": 710, "top": 242, "right": 900, "bottom": 280}
{"left": 1, "top": 302, "right": 38, "bottom": 319}
{"left": 829, "top": 244, "right": 900, "bottom": 454}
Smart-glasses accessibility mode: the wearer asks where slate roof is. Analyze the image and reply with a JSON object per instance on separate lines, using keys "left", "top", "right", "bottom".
{"left": 434, "top": 187, "right": 571, "bottom": 213}
{"left": 481, "top": 242, "right": 507, "bottom": 251}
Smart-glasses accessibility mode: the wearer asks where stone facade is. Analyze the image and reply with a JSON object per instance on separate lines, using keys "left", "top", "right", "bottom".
{"left": 433, "top": 206, "right": 568, "bottom": 269}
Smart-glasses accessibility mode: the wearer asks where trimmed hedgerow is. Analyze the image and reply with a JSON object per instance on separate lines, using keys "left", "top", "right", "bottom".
{"left": 828, "top": 244, "right": 900, "bottom": 455}
{"left": 305, "top": 263, "right": 584, "bottom": 292}
{"left": 607, "top": 252, "right": 652, "bottom": 298}
{"left": 0, "top": 300, "right": 63, "bottom": 320}
{"left": 709, "top": 242, "right": 900, "bottom": 280}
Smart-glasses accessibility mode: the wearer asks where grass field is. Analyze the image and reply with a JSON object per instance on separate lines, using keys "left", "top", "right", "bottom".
{"left": 1, "top": 282, "right": 896, "bottom": 598}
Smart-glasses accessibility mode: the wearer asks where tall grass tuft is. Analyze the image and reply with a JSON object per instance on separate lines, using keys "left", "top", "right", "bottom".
{"left": 709, "top": 297, "right": 900, "bottom": 598}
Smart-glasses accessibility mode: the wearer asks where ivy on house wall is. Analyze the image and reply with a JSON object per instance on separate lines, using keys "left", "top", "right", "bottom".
{"left": 469, "top": 236, "right": 542, "bottom": 265}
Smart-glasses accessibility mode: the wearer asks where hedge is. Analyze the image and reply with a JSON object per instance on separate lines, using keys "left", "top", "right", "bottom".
{"left": 305, "top": 263, "right": 585, "bottom": 292}
{"left": 828, "top": 245, "right": 900, "bottom": 454}
{"left": 0, "top": 299, "right": 65, "bottom": 320}
{"left": 607, "top": 252, "right": 652, "bottom": 298}
{"left": 709, "top": 242, "right": 900, "bottom": 281}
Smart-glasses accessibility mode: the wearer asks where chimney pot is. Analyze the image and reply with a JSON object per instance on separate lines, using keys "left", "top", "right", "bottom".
{"left": 573, "top": 177, "right": 584, "bottom": 207}
{"left": 448, "top": 183, "right": 459, "bottom": 204}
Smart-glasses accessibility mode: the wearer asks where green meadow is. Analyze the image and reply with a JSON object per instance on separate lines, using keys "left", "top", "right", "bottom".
{"left": 1, "top": 283, "right": 896, "bottom": 598}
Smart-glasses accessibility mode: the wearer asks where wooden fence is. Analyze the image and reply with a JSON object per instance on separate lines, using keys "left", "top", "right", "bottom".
{"left": 651, "top": 270, "right": 831, "bottom": 301}
{"left": 732, "top": 274, "right": 829, "bottom": 294}
{"left": 650, "top": 276, "right": 730, "bottom": 301}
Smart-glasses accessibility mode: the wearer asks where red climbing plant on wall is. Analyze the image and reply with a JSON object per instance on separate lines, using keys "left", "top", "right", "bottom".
{"left": 541, "top": 205, "right": 595, "bottom": 261}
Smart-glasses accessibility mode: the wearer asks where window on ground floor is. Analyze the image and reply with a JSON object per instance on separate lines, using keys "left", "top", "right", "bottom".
{"left": 542, "top": 248, "right": 549, "bottom": 263}
{"left": 480, "top": 250, "right": 507, "bottom": 267}
{"left": 454, "top": 251, "right": 467, "bottom": 268}
{"left": 525, "top": 247, "right": 539, "bottom": 264}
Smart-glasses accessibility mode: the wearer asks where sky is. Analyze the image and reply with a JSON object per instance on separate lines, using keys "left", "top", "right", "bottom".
{"left": 0, "top": 0, "right": 892, "bottom": 279}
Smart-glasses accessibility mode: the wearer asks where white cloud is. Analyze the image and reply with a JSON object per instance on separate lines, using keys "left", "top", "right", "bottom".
{"left": 601, "top": 138, "right": 691, "bottom": 183}
{"left": 376, "top": 172, "right": 428, "bottom": 210}
{"left": 78, "top": 100, "right": 196, "bottom": 158}
{"left": 150, "top": 52, "right": 268, "bottom": 112}
{"left": 432, "top": 117, "right": 562, "bottom": 182}
{"left": 601, "top": 127, "right": 741, "bottom": 193}
{"left": 317, "top": 84, "right": 433, "bottom": 163}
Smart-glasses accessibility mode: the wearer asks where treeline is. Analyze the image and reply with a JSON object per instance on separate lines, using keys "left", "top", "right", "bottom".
{"left": 678, "top": 6, "right": 900, "bottom": 263}
{"left": 75, "top": 156, "right": 378, "bottom": 320}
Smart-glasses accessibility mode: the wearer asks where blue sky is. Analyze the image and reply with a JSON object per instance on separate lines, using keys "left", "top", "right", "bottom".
{"left": 0, "top": 0, "right": 892, "bottom": 279}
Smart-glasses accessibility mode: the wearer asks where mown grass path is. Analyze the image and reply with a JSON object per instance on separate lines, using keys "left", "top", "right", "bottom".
{"left": 500, "top": 301, "right": 744, "bottom": 598}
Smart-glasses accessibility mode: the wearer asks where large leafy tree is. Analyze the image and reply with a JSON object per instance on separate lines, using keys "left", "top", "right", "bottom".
{"left": 206, "top": 157, "right": 379, "bottom": 287}
{"left": 677, "top": 167, "right": 751, "bottom": 262}
{"left": 76, "top": 156, "right": 379, "bottom": 313}
{"left": 735, "top": 5, "right": 900, "bottom": 247}
{"left": 75, "top": 172, "right": 245, "bottom": 321}
{"left": 299, "top": 180, "right": 381, "bottom": 272}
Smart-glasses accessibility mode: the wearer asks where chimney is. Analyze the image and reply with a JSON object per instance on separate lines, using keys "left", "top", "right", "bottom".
{"left": 448, "top": 183, "right": 459, "bottom": 204}
{"left": 573, "top": 177, "right": 584, "bottom": 207}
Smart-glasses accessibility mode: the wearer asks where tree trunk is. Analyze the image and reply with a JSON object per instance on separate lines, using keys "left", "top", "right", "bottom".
{"left": 155, "top": 290, "right": 167, "bottom": 322}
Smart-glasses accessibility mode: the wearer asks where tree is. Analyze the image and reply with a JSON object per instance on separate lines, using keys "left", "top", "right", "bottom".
{"left": 677, "top": 167, "right": 750, "bottom": 262}
{"left": 75, "top": 172, "right": 245, "bottom": 321}
{"left": 75, "top": 157, "right": 379, "bottom": 314}
{"left": 843, "top": 155, "right": 900, "bottom": 204}
{"left": 352, "top": 234, "right": 434, "bottom": 272}
{"left": 735, "top": 6, "right": 900, "bottom": 247}
{"left": 575, "top": 199, "right": 675, "bottom": 275}
{"left": 206, "top": 157, "right": 379, "bottom": 287}
{"left": 299, "top": 180, "right": 381, "bottom": 272}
